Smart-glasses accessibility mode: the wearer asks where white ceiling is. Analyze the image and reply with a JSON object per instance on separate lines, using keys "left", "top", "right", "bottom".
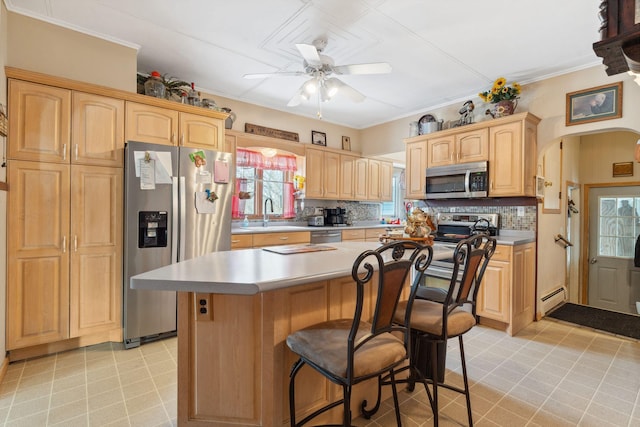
{"left": 5, "top": 0, "right": 603, "bottom": 129}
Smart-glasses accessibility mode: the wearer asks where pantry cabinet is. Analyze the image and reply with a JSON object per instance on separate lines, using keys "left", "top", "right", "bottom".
{"left": 126, "top": 102, "right": 224, "bottom": 149}
{"left": 477, "top": 242, "right": 536, "bottom": 336}
{"left": 7, "top": 161, "right": 122, "bottom": 349}
{"left": 8, "top": 80, "right": 71, "bottom": 163}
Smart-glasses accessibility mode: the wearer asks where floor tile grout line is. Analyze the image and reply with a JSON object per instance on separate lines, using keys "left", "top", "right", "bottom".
{"left": 2, "top": 361, "right": 24, "bottom": 426}
{"left": 141, "top": 343, "right": 172, "bottom": 424}
{"left": 112, "top": 342, "right": 134, "bottom": 427}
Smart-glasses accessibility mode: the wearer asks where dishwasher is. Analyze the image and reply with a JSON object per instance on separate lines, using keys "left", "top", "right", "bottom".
{"left": 310, "top": 230, "right": 342, "bottom": 244}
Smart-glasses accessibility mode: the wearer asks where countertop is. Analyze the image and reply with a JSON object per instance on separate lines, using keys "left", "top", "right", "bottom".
{"left": 231, "top": 223, "right": 403, "bottom": 234}
{"left": 130, "top": 241, "right": 452, "bottom": 295}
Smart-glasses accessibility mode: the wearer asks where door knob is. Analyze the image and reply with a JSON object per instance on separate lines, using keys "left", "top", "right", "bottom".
{"left": 589, "top": 258, "right": 597, "bottom": 264}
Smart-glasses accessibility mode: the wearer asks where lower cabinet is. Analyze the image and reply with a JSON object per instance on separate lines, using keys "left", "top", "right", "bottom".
{"left": 7, "top": 161, "right": 122, "bottom": 353}
{"left": 231, "top": 234, "right": 253, "bottom": 249}
{"left": 342, "top": 229, "right": 365, "bottom": 242}
{"left": 477, "top": 242, "right": 536, "bottom": 336}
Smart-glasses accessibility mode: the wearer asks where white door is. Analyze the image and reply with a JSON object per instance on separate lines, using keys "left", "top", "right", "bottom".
{"left": 566, "top": 184, "right": 581, "bottom": 304}
{"left": 588, "top": 186, "right": 640, "bottom": 314}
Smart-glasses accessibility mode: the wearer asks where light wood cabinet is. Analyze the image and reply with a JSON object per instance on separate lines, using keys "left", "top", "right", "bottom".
{"left": 342, "top": 229, "right": 365, "bottom": 241}
{"left": 69, "top": 165, "right": 123, "bottom": 337}
{"left": 405, "top": 139, "right": 427, "bottom": 199}
{"left": 125, "top": 102, "right": 179, "bottom": 146}
{"left": 354, "top": 158, "right": 368, "bottom": 200}
{"left": 7, "top": 162, "right": 122, "bottom": 349}
{"left": 367, "top": 159, "right": 381, "bottom": 200}
{"left": 339, "top": 154, "right": 357, "bottom": 200}
{"left": 477, "top": 242, "right": 536, "bottom": 336}
{"left": 7, "top": 161, "right": 70, "bottom": 349}
{"left": 365, "top": 228, "right": 385, "bottom": 242}
{"left": 252, "top": 231, "right": 310, "bottom": 247}
{"left": 231, "top": 234, "right": 253, "bottom": 250}
{"left": 380, "top": 161, "right": 393, "bottom": 201}
{"left": 405, "top": 113, "right": 539, "bottom": 199}
{"left": 126, "top": 102, "right": 224, "bottom": 150}
{"left": 8, "top": 80, "right": 71, "bottom": 163}
{"left": 489, "top": 119, "right": 537, "bottom": 197}
{"left": 72, "top": 92, "right": 124, "bottom": 167}
{"left": 323, "top": 151, "right": 340, "bottom": 199}
{"left": 427, "top": 129, "right": 488, "bottom": 167}
{"left": 304, "top": 147, "right": 340, "bottom": 199}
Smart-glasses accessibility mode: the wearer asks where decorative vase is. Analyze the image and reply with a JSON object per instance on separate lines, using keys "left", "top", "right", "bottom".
{"left": 490, "top": 99, "right": 518, "bottom": 118}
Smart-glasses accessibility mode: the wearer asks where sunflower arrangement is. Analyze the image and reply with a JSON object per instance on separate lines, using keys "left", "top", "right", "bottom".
{"left": 478, "top": 77, "right": 521, "bottom": 103}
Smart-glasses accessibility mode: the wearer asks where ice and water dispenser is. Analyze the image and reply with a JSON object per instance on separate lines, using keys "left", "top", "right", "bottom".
{"left": 138, "top": 211, "right": 168, "bottom": 248}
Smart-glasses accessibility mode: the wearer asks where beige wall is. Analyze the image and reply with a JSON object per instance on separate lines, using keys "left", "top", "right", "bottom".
{"left": 6, "top": 12, "right": 137, "bottom": 91}
{"left": 579, "top": 132, "right": 640, "bottom": 183}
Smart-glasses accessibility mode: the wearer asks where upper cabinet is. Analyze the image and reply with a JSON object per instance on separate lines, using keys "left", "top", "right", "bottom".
{"left": 427, "top": 129, "right": 488, "bottom": 167}
{"left": 405, "top": 112, "right": 540, "bottom": 199}
{"left": 72, "top": 92, "right": 124, "bottom": 167}
{"left": 9, "top": 80, "right": 125, "bottom": 166}
{"left": 8, "top": 80, "right": 71, "bottom": 163}
{"left": 126, "top": 102, "right": 224, "bottom": 149}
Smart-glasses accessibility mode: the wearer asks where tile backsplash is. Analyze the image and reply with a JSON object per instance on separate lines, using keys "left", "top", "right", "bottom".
{"left": 416, "top": 202, "right": 537, "bottom": 231}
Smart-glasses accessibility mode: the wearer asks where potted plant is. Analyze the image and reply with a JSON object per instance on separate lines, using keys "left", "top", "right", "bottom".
{"left": 137, "top": 72, "right": 191, "bottom": 101}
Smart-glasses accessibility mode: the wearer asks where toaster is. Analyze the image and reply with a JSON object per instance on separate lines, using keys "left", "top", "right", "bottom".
{"left": 307, "top": 216, "right": 324, "bottom": 226}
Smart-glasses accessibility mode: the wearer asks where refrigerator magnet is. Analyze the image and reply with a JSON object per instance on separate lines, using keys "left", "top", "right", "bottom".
{"left": 195, "top": 192, "right": 216, "bottom": 214}
{"left": 189, "top": 150, "right": 207, "bottom": 167}
{"left": 214, "top": 160, "right": 229, "bottom": 183}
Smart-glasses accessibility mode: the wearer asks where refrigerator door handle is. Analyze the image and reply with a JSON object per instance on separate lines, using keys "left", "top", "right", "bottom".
{"left": 179, "top": 176, "right": 186, "bottom": 261}
{"left": 171, "top": 177, "right": 179, "bottom": 264}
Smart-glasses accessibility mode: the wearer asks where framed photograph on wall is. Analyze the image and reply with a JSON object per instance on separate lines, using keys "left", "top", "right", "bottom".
{"left": 342, "top": 136, "right": 351, "bottom": 151}
{"left": 566, "top": 82, "right": 622, "bottom": 126}
{"left": 311, "top": 130, "right": 326, "bottom": 146}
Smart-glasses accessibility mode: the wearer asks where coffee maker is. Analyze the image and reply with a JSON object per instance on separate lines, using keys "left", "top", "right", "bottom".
{"left": 324, "top": 208, "right": 347, "bottom": 226}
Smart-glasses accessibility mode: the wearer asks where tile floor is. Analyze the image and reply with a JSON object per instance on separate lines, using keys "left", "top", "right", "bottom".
{"left": 0, "top": 318, "right": 638, "bottom": 426}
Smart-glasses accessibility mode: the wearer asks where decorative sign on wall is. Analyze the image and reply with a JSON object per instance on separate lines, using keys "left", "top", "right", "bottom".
{"left": 244, "top": 123, "right": 299, "bottom": 142}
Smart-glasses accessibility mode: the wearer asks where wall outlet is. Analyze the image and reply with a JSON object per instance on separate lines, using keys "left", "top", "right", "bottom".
{"left": 517, "top": 207, "right": 525, "bottom": 217}
{"left": 314, "top": 207, "right": 324, "bottom": 215}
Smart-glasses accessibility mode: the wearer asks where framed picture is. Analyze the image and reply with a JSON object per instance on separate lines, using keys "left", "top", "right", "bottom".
{"left": 311, "top": 130, "right": 326, "bottom": 146}
{"left": 566, "top": 82, "right": 622, "bottom": 126}
{"left": 342, "top": 136, "right": 351, "bottom": 151}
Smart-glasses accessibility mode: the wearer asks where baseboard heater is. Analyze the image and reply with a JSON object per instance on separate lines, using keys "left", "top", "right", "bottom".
{"left": 541, "top": 286, "right": 567, "bottom": 316}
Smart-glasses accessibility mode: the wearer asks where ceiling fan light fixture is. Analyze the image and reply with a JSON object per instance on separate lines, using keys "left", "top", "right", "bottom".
{"left": 324, "top": 78, "right": 340, "bottom": 98}
{"left": 303, "top": 78, "right": 318, "bottom": 95}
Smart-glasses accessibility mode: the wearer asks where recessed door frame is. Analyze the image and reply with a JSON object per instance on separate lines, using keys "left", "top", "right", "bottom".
{"left": 581, "top": 180, "right": 640, "bottom": 304}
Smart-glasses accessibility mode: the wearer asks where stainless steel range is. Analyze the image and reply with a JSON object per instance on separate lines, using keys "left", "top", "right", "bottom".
{"left": 422, "top": 212, "right": 500, "bottom": 286}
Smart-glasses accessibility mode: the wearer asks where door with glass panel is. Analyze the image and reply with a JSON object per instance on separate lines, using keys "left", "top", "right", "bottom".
{"left": 588, "top": 186, "right": 639, "bottom": 314}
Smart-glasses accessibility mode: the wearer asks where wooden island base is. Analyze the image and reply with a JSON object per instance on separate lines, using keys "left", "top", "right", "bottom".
{"left": 177, "top": 275, "right": 403, "bottom": 426}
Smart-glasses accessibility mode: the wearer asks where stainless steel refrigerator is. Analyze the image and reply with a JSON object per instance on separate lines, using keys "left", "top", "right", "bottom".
{"left": 123, "top": 141, "right": 233, "bottom": 348}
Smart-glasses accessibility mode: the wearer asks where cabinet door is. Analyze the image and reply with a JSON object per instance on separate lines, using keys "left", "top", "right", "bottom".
{"left": 72, "top": 92, "right": 124, "bottom": 167}
{"left": 405, "top": 140, "right": 427, "bottom": 199}
{"left": 477, "top": 245, "right": 511, "bottom": 323}
{"left": 179, "top": 112, "right": 223, "bottom": 150}
{"left": 323, "top": 151, "right": 340, "bottom": 199}
{"left": 7, "top": 161, "right": 71, "bottom": 349}
{"left": 339, "top": 154, "right": 357, "bottom": 200}
{"left": 125, "top": 101, "right": 178, "bottom": 146}
{"left": 379, "top": 161, "right": 393, "bottom": 201}
{"left": 489, "top": 121, "right": 523, "bottom": 196}
{"left": 8, "top": 80, "right": 71, "bottom": 163}
{"left": 367, "top": 159, "right": 381, "bottom": 200}
{"left": 231, "top": 234, "right": 253, "bottom": 249}
{"left": 510, "top": 243, "right": 536, "bottom": 335}
{"left": 305, "top": 147, "right": 324, "bottom": 199}
{"left": 69, "top": 166, "right": 123, "bottom": 337}
{"left": 427, "top": 136, "right": 455, "bottom": 167}
{"left": 456, "top": 129, "right": 488, "bottom": 163}
{"left": 354, "top": 158, "right": 369, "bottom": 200}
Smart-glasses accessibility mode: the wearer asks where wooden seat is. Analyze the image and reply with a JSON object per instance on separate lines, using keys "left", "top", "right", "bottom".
{"left": 286, "top": 240, "right": 433, "bottom": 427}
{"left": 395, "top": 234, "right": 496, "bottom": 427}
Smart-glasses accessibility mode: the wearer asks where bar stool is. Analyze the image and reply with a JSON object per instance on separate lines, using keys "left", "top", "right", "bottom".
{"left": 286, "top": 240, "right": 433, "bottom": 427}
{"left": 395, "top": 234, "right": 496, "bottom": 426}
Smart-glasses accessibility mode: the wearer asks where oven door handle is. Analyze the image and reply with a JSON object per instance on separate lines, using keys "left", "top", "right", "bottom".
{"left": 464, "top": 169, "right": 471, "bottom": 194}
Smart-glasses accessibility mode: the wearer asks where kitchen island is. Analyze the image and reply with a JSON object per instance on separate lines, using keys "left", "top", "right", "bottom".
{"left": 131, "top": 241, "right": 451, "bottom": 426}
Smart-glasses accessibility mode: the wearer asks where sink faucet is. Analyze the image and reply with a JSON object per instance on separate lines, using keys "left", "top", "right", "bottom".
{"left": 263, "top": 198, "right": 274, "bottom": 227}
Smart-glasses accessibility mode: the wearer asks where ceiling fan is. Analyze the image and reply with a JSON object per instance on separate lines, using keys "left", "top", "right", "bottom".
{"left": 244, "top": 37, "right": 392, "bottom": 115}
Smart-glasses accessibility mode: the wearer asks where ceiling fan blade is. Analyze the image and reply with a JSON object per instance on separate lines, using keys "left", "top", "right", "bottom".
{"left": 244, "top": 71, "right": 306, "bottom": 79}
{"left": 333, "top": 62, "right": 392, "bottom": 75}
{"left": 295, "top": 43, "right": 322, "bottom": 67}
{"left": 326, "top": 78, "right": 365, "bottom": 103}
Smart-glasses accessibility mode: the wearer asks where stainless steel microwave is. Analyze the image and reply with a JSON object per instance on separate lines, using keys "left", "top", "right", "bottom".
{"left": 425, "top": 161, "right": 488, "bottom": 199}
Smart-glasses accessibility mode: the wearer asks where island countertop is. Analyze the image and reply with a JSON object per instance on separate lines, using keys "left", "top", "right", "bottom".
{"left": 130, "top": 241, "right": 451, "bottom": 295}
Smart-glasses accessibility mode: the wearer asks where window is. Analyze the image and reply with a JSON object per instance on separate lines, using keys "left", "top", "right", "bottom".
{"left": 233, "top": 149, "right": 299, "bottom": 219}
{"left": 381, "top": 168, "right": 405, "bottom": 219}
{"left": 598, "top": 196, "right": 640, "bottom": 257}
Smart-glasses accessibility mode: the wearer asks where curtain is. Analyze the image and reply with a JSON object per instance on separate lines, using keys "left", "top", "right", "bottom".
{"left": 283, "top": 182, "right": 295, "bottom": 218}
{"left": 232, "top": 178, "right": 248, "bottom": 218}
{"left": 236, "top": 148, "right": 297, "bottom": 171}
